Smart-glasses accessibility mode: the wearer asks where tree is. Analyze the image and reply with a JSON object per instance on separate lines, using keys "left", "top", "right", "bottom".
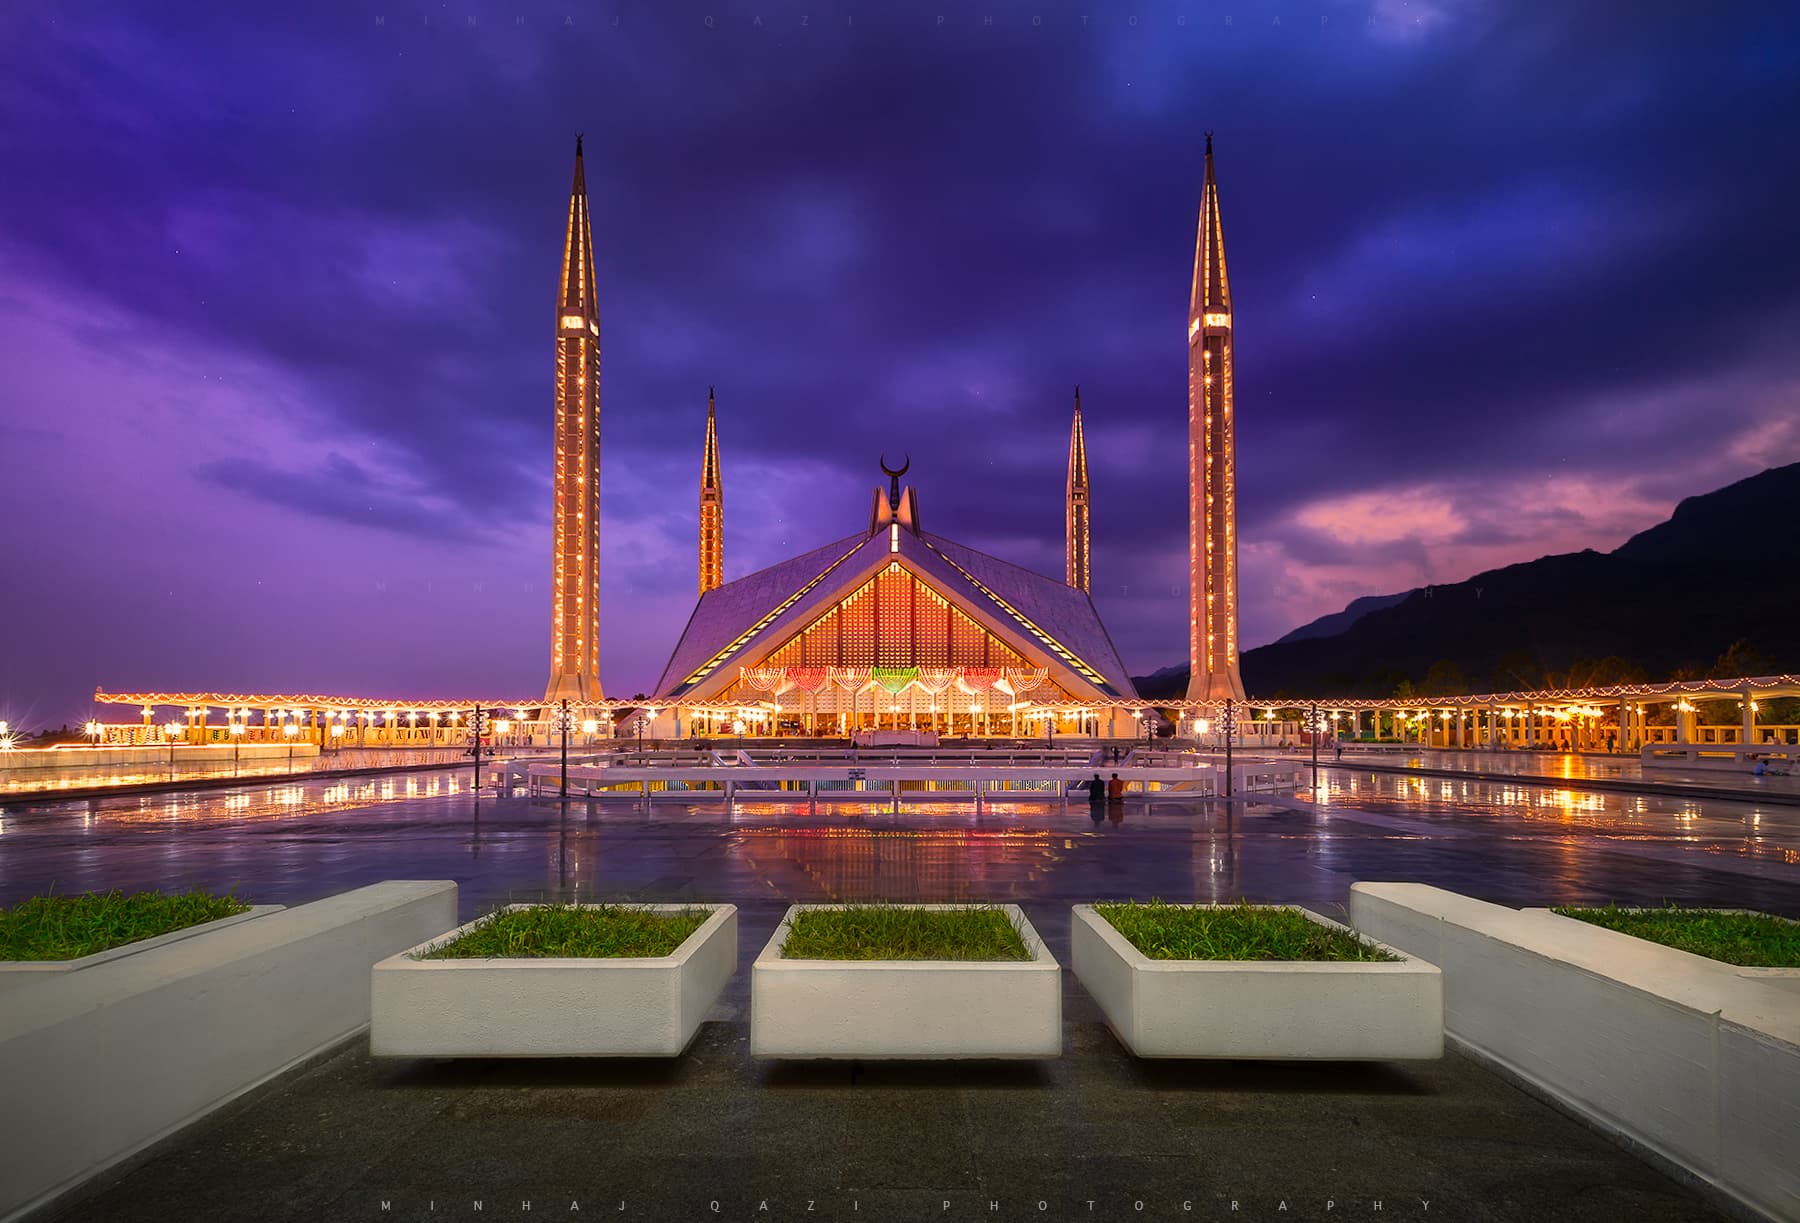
{"left": 1422, "top": 659, "right": 1467, "bottom": 696}
{"left": 1710, "top": 639, "right": 1771, "bottom": 680}
{"left": 1491, "top": 649, "right": 1543, "bottom": 692}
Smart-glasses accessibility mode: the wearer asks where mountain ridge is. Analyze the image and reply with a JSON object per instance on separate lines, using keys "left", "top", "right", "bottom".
{"left": 1132, "top": 462, "right": 1800, "bottom": 700}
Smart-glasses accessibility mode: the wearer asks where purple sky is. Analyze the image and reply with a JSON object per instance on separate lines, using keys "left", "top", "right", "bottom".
{"left": 3, "top": 1, "right": 1799, "bottom": 726}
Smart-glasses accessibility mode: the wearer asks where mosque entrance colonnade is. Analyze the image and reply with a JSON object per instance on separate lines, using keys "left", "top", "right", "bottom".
{"left": 88, "top": 674, "right": 1800, "bottom": 755}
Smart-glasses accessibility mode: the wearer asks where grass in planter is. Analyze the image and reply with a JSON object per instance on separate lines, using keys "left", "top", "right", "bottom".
{"left": 1095, "top": 900, "right": 1398, "bottom": 962}
{"left": 781, "top": 905, "right": 1029, "bottom": 961}
{"left": 1552, "top": 904, "right": 1800, "bottom": 968}
{"left": 422, "top": 903, "right": 709, "bottom": 959}
{"left": 0, "top": 887, "right": 249, "bottom": 961}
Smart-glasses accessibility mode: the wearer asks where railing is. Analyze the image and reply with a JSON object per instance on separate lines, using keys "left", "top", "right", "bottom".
{"left": 520, "top": 756, "right": 1308, "bottom": 803}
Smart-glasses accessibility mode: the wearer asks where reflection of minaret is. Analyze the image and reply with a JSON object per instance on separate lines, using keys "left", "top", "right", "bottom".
{"left": 1066, "top": 386, "right": 1090, "bottom": 593}
{"left": 698, "top": 386, "right": 723, "bottom": 596}
{"left": 1186, "top": 133, "right": 1247, "bottom": 704}
{"left": 545, "top": 135, "right": 604, "bottom": 704}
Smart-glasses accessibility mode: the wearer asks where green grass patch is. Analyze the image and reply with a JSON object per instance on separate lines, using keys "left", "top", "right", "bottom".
{"left": 780, "top": 905, "right": 1029, "bottom": 961}
{"left": 422, "top": 904, "right": 710, "bottom": 959}
{"left": 1095, "top": 901, "right": 1398, "bottom": 962}
{"left": 1552, "top": 904, "right": 1800, "bottom": 968}
{"left": 0, "top": 888, "right": 250, "bottom": 961}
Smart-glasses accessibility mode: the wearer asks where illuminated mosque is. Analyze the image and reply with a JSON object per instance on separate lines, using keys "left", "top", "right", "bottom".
{"left": 96, "top": 135, "right": 1246, "bottom": 743}
{"left": 559, "top": 132, "right": 1249, "bottom": 739}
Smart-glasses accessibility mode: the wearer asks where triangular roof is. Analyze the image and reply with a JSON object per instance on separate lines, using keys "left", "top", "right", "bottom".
{"left": 653, "top": 526, "right": 1138, "bottom": 703}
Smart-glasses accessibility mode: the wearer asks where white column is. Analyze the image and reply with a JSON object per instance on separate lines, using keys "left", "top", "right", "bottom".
{"left": 1743, "top": 689, "right": 1756, "bottom": 746}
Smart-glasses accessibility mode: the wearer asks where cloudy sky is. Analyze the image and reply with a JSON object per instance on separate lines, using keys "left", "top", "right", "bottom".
{"left": 2, "top": 0, "right": 1798, "bottom": 724}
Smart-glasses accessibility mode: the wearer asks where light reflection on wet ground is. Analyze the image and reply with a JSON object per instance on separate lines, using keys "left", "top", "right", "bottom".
{"left": 1333, "top": 746, "right": 1800, "bottom": 797}
{"left": 3, "top": 764, "right": 1797, "bottom": 921}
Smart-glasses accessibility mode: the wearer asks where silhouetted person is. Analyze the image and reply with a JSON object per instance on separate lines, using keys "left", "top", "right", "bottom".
{"left": 1107, "top": 772, "right": 1125, "bottom": 800}
{"left": 1088, "top": 773, "right": 1106, "bottom": 810}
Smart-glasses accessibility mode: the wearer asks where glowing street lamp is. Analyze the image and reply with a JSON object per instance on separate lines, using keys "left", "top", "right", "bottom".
{"left": 1218, "top": 699, "right": 1239, "bottom": 798}
{"left": 85, "top": 719, "right": 103, "bottom": 748}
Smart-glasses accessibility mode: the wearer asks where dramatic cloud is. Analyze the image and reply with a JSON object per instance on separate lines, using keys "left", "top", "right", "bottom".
{"left": 2, "top": 0, "right": 1799, "bottom": 723}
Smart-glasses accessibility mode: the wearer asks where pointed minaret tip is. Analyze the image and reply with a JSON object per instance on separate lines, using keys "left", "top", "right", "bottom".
{"left": 576, "top": 133, "right": 584, "bottom": 157}
{"left": 1205, "top": 131, "right": 1213, "bottom": 157}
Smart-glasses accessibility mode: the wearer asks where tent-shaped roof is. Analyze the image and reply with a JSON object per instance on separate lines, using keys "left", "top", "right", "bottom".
{"left": 653, "top": 524, "right": 1138, "bottom": 702}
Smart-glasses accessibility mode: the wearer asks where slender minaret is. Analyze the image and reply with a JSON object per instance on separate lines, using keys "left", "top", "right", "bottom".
{"left": 1186, "top": 133, "right": 1248, "bottom": 704}
{"left": 698, "top": 386, "right": 723, "bottom": 596}
{"left": 1066, "top": 386, "right": 1090, "bottom": 593}
{"left": 545, "top": 135, "right": 604, "bottom": 704}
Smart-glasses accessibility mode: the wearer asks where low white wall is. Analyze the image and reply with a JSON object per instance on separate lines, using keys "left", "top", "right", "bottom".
{"left": 0, "top": 743, "right": 320, "bottom": 772}
{"left": 0, "top": 880, "right": 457, "bottom": 1223}
{"left": 0, "top": 905, "right": 283, "bottom": 995}
{"left": 1349, "top": 883, "right": 1800, "bottom": 1221}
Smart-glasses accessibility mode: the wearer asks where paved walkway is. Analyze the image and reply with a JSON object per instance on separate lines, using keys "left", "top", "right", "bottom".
{"left": 37, "top": 900, "right": 1737, "bottom": 1223}
{"left": 1329, "top": 746, "right": 1800, "bottom": 803}
{"left": 10, "top": 771, "right": 1794, "bottom": 1222}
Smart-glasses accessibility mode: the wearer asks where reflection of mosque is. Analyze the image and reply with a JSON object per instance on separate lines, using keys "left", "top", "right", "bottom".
{"left": 732, "top": 825, "right": 1064, "bottom": 902}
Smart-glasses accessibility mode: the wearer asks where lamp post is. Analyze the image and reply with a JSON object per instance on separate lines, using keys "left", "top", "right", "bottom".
{"left": 468, "top": 706, "right": 489, "bottom": 794}
{"left": 555, "top": 699, "right": 573, "bottom": 801}
{"left": 1219, "top": 699, "right": 1238, "bottom": 798}
{"left": 1305, "top": 702, "right": 1322, "bottom": 791}
{"left": 229, "top": 719, "right": 244, "bottom": 773}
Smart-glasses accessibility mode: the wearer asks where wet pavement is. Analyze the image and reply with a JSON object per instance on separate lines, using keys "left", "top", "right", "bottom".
{"left": 4, "top": 764, "right": 1797, "bottom": 919}
{"left": 1332, "top": 745, "right": 1800, "bottom": 801}
{"left": 8, "top": 766, "right": 1796, "bottom": 1222}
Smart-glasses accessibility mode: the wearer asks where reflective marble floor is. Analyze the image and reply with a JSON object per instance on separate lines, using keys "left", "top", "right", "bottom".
{"left": 1332, "top": 745, "right": 1800, "bottom": 799}
{"left": 3, "top": 766, "right": 1796, "bottom": 921}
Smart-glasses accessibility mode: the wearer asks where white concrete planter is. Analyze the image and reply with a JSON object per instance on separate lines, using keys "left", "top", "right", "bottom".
{"left": 0, "top": 880, "right": 457, "bottom": 1223}
{"left": 1350, "top": 883, "right": 1800, "bottom": 1222}
{"left": 0, "top": 905, "right": 283, "bottom": 995}
{"left": 370, "top": 903, "right": 737, "bottom": 1058}
{"left": 1071, "top": 904, "right": 1442, "bottom": 1060}
{"left": 751, "top": 903, "right": 1061, "bottom": 1059}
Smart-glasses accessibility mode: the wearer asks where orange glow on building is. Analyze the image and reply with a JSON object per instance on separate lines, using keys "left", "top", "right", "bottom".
{"left": 546, "top": 135, "right": 604, "bottom": 704}
{"left": 1186, "top": 133, "right": 1247, "bottom": 704}
{"left": 699, "top": 386, "right": 723, "bottom": 596}
{"left": 1066, "top": 386, "right": 1090, "bottom": 594}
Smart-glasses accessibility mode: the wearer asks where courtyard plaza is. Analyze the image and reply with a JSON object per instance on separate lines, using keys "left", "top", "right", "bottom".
{"left": 2, "top": 760, "right": 1794, "bottom": 1222}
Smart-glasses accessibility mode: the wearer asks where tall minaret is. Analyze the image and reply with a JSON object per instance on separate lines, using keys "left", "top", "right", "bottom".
{"left": 1186, "top": 133, "right": 1247, "bottom": 705}
{"left": 698, "top": 386, "right": 723, "bottom": 596}
{"left": 1066, "top": 386, "right": 1090, "bottom": 593}
{"left": 545, "top": 135, "right": 604, "bottom": 704}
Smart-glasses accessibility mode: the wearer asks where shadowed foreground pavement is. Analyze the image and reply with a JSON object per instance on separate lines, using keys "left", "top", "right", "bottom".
{"left": 38, "top": 902, "right": 1734, "bottom": 1223}
{"left": 10, "top": 768, "right": 1792, "bottom": 1222}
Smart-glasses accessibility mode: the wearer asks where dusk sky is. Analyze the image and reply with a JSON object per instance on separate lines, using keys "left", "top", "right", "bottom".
{"left": 3, "top": 1, "right": 1798, "bottom": 726}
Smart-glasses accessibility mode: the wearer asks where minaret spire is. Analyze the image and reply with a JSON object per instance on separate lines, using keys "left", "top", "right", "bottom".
{"left": 698, "top": 386, "right": 723, "bottom": 596}
{"left": 1066, "top": 385, "right": 1091, "bottom": 593}
{"left": 545, "top": 136, "right": 604, "bottom": 704}
{"left": 1186, "top": 133, "right": 1247, "bottom": 705}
